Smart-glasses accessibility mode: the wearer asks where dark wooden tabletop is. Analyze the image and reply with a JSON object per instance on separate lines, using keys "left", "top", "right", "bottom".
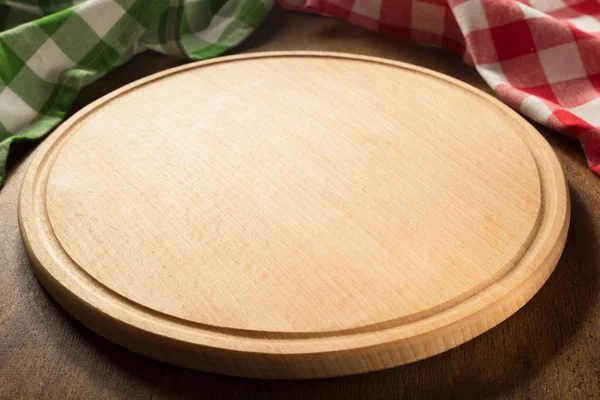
{"left": 1, "top": 10, "right": 599, "bottom": 399}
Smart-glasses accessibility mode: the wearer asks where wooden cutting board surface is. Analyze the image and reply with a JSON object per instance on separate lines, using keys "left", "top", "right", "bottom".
{"left": 18, "top": 52, "right": 570, "bottom": 379}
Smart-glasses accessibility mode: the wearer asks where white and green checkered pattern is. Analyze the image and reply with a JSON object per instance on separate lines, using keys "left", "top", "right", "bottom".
{"left": 0, "top": 0, "right": 273, "bottom": 186}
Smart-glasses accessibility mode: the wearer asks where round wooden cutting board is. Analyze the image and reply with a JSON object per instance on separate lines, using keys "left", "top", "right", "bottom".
{"left": 19, "top": 52, "right": 570, "bottom": 379}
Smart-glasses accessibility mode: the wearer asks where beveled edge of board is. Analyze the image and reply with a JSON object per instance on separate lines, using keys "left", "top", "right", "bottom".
{"left": 18, "top": 51, "right": 570, "bottom": 379}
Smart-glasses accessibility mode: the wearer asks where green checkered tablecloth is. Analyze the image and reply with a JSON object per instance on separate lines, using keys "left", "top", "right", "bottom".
{"left": 0, "top": 0, "right": 273, "bottom": 186}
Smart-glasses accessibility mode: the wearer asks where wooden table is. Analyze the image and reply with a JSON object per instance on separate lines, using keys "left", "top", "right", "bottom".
{"left": 1, "top": 10, "right": 599, "bottom": 399}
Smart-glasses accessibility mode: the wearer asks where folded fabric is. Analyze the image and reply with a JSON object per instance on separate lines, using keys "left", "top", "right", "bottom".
{"left": 0, "top": 0, "right": 273, "bottom": 186}
{"left": 279, "top": 0, "right": 600, "bottom": 175}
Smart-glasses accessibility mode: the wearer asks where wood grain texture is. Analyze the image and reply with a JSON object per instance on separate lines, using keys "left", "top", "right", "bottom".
{"left": 17, "top": 52, "right": 568, "bottom": 379}
{"left": 1, "top": 10, "right": 599, "bottom": 397}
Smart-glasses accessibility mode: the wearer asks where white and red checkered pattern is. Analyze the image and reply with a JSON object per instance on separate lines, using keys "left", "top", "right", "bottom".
{"left": 278, "top": 0, "right": 600, "bottom": 175}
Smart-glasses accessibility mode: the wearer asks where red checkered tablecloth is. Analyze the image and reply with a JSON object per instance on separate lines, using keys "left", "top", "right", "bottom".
{"left": 278, "top": 0, "right": 600, "bottom": 175}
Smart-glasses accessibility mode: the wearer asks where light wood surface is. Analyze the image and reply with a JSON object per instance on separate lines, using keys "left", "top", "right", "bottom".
{"left": 2, "top": 11, "right": 599, "bottom": 398}
{"left": 17, "top": 52, "right": 569, "bottom": 378}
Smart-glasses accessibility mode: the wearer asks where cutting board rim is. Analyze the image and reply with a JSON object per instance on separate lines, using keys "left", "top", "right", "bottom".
{"left": 18, "top": 51, "right": 570, "bottom": 379}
